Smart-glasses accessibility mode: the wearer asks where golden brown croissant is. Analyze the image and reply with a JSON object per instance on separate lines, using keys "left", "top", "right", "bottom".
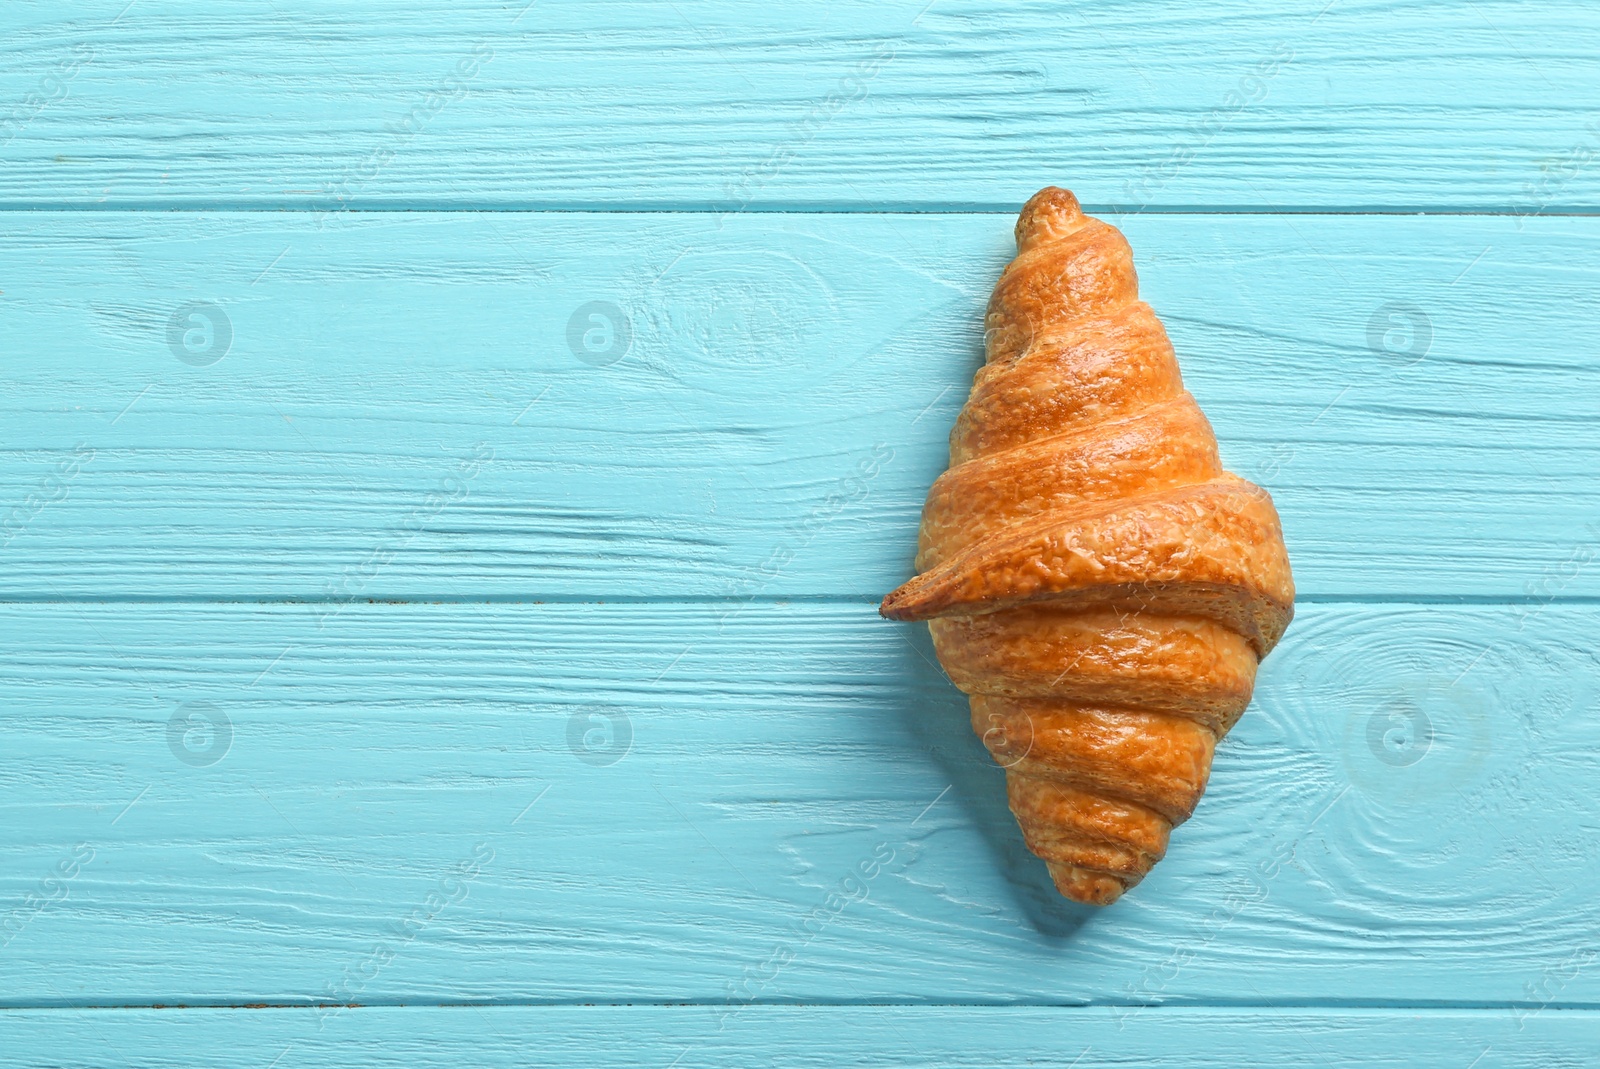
{"left": 881, "top": 187, "right": 1294, "bottom": 905}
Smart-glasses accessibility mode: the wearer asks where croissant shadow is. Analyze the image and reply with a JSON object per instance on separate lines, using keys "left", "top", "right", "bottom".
{"left": 884, "top": 618, "right": 1098, "bottom": 940}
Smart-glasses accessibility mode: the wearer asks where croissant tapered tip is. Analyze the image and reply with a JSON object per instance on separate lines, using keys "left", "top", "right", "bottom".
{"left": 1015, "top": 186, "right": 1087, "bottom": 252}
{"left": 879, "top": 583, "right": 916, "bottom": 620}
{"left": 1047, "top": 862, "right": 1131, "bottom": 906}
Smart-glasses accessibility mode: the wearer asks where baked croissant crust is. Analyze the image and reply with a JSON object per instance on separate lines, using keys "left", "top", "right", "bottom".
{"left": 881, "top": 187, "right": 1294, "bottom": 906}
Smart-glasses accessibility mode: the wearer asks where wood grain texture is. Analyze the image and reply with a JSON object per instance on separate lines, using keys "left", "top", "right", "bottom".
{"left": 3, "top": 0, "right": 1596, "bottom": 1053}
{"left": 0, "top": 1, "right": 1598, "bottom": 211}
{"left": 0, "top": 1007, "right": 1593, "bottom": 1068}
{"left": 0, "top": 600, "right": 1593, "bottom": 1006}
{"left": 4, "top": 211, "right": 1597, "bottom": 599}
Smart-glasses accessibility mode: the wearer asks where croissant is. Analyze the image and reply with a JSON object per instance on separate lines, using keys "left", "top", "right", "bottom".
{"left": 881, "top": 188, "right": 1294, "bottom": 905}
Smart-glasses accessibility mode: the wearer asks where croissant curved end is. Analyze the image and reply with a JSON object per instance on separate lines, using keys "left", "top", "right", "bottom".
{"left": 1049, "top": 863, "right": 1133, "bottom": 906}
{"left": 1015, "top": 186, "right": 1087, "bottom": 253}
{"left": 882, "top": 186, "right": 1295, "bottom": 906}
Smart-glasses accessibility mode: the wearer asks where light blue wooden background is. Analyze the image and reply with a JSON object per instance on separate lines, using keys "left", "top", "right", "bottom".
{"left": 2, "top": 1, "right": 1597, "bottom": 1065}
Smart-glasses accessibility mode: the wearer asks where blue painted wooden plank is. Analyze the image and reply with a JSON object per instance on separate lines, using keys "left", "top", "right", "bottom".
{"left": 3, "top": 211, "right": 1596, "bottom": 599}
{"left": 1, "top": 0, "right": 1598, "bottom": 211}
{"left": 0, "top": 601, "right": 1592, "bottom": 1006}
{"left": 0, "top": 1007, "right": 1593, "bottom": 1068}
